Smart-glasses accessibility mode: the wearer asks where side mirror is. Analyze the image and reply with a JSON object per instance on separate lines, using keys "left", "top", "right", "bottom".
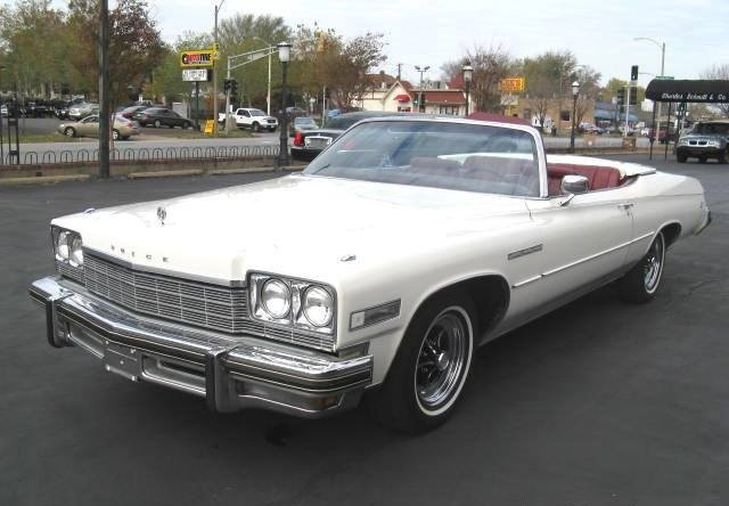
{"left": 561, "top": 174, "right": 590, "bottom": 195}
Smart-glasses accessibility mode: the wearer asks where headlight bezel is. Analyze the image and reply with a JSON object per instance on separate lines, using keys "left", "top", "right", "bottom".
{"left": 51, "top": 225, "right": 84, "bottom": 282}
{"left": 248, "top": 272, "right": 337, "bottom": 335}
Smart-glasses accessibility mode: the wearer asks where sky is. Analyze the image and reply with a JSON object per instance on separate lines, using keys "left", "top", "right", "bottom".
{"left": 52, "top": 0, "right": 729, "bottom": 86}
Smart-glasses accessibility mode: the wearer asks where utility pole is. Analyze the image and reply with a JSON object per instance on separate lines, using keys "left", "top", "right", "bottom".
{"left": 396, "top": 63, "right": 403, "bottom": 82}
{"left": 98, "top": 0, "right": 110, "bottom": 178}
{"left": 414, "top": 65, "right": 429, "bottom": 112}
{"left": 212, "top": 1, "right": 225, "bottom": 135}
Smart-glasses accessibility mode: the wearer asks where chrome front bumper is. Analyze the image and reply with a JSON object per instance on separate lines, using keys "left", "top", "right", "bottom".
{"left": 29, "top": 276, "right": 373, "bottom": 418}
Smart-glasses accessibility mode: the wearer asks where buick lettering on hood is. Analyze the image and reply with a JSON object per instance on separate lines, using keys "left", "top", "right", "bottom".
{"left": 29, "top": 116, "right": 710, "bottom": 432}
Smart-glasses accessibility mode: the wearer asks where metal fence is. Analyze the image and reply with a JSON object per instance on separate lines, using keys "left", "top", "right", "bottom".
{"left": 1, "top": 144, "right": 280, "bottom": 166}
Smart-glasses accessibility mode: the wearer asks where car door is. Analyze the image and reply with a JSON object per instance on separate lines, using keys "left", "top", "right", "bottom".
{"left": 79, "top": 115, "right": 100, "bottom": 137}
{"left": 525, "top": 186, "right": 635, "bottom": 301}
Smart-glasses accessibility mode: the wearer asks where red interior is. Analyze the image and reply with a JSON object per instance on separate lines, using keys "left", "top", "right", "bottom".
{"left": 547, "top": 163, "right": 623, "bottom": 196}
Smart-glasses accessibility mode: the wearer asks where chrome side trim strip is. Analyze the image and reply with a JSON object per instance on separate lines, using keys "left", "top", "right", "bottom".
{"left": 512, "top": 274, "right": 543, "bottom": 289}
{"left": 84, "top": 247, "right": 246, "bottom": 288}
{"left": 512, "top": 231, "right": 655, "bottom": 288}
{"left": 543, "top": 231, "right": 655, "bottom": 278}
{"left": 508, "top": 244, "right": 543, "bottom": 261}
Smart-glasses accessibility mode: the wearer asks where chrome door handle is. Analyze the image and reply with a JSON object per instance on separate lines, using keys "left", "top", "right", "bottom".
{"left": 617, "top": 203, "right": 634, "bottom": 210}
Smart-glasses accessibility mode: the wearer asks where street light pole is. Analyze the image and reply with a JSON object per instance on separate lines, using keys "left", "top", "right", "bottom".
{"left": 212, "top": 0, "right": 225, "bottom": 135}
{"left": 634, "top": 37, "right": 665, "bottom": 143}
{"left": 276, "top": 42, "right": 292, "bottom": 168}
{"left": 414, "top": 65, "right": 429, "bottom": 113}
{"left": 570, "top": 81, "right": 579, "bottom": 153}
{"left": 462, "top": 63, "right": 473, "bottom": 116}
{"left": 253, "top": 36, "right": 273, "bottom": 116}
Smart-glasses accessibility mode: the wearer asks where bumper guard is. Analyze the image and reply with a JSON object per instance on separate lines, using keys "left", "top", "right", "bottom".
{"left": 29, "top": 276, "right": 373, "bottom": 418}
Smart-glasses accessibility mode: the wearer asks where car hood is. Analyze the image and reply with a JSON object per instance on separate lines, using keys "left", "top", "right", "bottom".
{"left": 54, "top": 175, "right": 530, "bottom": 284}
{"left": 680, "top": 132, "right": 727, "bottom": 141}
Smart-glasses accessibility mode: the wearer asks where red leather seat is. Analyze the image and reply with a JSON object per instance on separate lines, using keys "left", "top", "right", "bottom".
{"left": 547, "top": 163, "right": 623, "bottom": 196}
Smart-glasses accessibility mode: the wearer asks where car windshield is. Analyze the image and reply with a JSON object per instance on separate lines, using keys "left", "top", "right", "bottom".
{"left": 295, "top": 117, "right": 317, "bottom": 126}
{"left": 249, "top": 109, "right": 266, "bottom": 116}
{"left": 304, "top": 120, "right": 540, "bottom": 197}
{"left": 325, "top": 115, "right": 373, "bottom": 130}
{"left": 695, "top": 123, "right": 729, "bottom": 135}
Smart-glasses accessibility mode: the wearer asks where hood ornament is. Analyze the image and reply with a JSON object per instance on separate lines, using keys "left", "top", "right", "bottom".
{"left": 157, "top": 206, "right": 167, "bottom": 225}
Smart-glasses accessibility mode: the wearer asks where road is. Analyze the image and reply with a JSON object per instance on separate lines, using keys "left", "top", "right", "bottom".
{"left": 1, "top": 154, "right": 727, "bottom": 505}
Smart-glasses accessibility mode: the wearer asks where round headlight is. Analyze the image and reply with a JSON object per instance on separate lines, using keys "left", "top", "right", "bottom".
{"left": 303, "top": 286, "right": 334, "bottom": 327}
{"left": 69, "top": 235, "right": 84, "bottom": 267}
{"left": 261, "top": 278, "right": 291, "bottom": 319}
{"left": 56, "top": 231, "right": 70, "bottom": 261}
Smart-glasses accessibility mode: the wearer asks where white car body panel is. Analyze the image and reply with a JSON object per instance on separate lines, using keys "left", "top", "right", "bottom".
{"left": 52, "top": 158, "right": 708, "bottom": 385}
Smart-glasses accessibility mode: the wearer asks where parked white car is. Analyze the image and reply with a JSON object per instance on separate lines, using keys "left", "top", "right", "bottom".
{"left": 30, "top": 116, "right": 710, "bottom": 432}
{"left": 217, "top": 107, "right": 278, "bottom": 132}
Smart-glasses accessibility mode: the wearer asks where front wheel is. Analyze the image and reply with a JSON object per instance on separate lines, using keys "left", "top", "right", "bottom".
{"left": 369, "top": 292, "right": 476, "bottom": 433}
{"left": 63, "top": 127, "right": 76, "bottom": 137}
{"left": 676, "top": 152, "right": 687, "bottom": 163}
{"left": 618, "top": 232, "right": 666, "bottom": 304}
{"left": 112, "top": 129, "right": 120, "bottom": 141}
{"left": 251, "top": 122, "right": 260, "bottom": 132}
{"left": 153, "top": 119, "right": 161, "bottom": 128}
{"left": 718, "top": 150, "right": 727, "bottom": 164}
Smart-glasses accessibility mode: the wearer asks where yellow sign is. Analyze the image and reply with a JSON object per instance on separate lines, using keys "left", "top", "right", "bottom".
{"left": 180, "top": 49, "right": 215, "bottom": 68}
{"left": 499, "top": 77, "right": 525, "bottom": 93}
{"left": 203, "top": 120, "right": 215, "bottom": 135}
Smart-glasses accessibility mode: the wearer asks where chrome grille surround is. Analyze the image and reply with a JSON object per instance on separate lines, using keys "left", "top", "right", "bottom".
{"left": 82, "top": 252, "right": 335, "bottom": 351}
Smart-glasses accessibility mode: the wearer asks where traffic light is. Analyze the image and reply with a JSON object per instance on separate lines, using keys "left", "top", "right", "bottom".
{"left": 629, "top": 87, "right": 638, "bottom": 105}
{"left": 223, "top": 79, "right": 232, "bottom": 93}
{"left": 230, "top": 79, "right": 238, "bottom": 98}
{"left": 631, "top": 65, "right": 639, "bottom": 82}
{"left": 616, "top": 88, "right": 625, "bottom": 106}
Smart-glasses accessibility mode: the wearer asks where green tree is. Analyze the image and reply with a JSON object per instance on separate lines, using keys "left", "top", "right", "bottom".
{"left": 67, "top": 0, "right": 165, "bottom": 104}
{"left": 520, "top": 50, "right": 578, "bottom": 129}
{"left": 290, "top": 24, "right": 387, "bottom": 109}
{"left": 0, "top": 0, "right": 69, "bottom": 97}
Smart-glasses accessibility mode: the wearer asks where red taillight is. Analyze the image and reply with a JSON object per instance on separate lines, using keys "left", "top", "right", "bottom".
{"left": 293, "top": 132, "right": 304, "bottom": 147}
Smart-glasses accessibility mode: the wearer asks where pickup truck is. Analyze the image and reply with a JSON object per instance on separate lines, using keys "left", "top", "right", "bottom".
{"left": 217, "top": 107, "right": 278, "bottom": 132}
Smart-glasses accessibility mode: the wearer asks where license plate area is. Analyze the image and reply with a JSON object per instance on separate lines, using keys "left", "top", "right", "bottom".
{"left": 306, "top": 136, "right": 332, "bottom": 149}
{"left": 104, "top": 342, "right": 141, "bottom": 382}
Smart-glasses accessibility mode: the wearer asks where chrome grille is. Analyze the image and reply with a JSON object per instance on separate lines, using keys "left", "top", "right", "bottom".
{"left": 82, "top": 253, "right": 335, "bottom": 351}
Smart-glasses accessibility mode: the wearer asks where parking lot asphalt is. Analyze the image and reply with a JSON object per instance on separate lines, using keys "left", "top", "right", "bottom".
{"left": 1, "top": 155, "right": 728, "bottom": 506}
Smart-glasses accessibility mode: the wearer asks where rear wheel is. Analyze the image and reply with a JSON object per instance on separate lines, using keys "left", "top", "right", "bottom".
{"left": 718, "top": 150, "right": 727, "bottom": 164}
{"left": 618, "top": 232, "right": 666, "bottom": 304}
{"left": 699, "top": 156, "right": 707, "bottom": 163}
{"left": 369, "top": 291, "right": 476, "bottom": 433}
{"left": 112, "top": 129, "right": 120, "bottom": 141}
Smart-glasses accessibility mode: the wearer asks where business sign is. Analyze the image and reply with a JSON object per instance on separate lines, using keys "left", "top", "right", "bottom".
{"left": 182, "top": 69, "right": 210, "bottom": 82}
{"left": 180, "top": 49, "right": 215, "bottom": 68}
{"left": 499, "top": 77, "right": 525, "bottom": 93}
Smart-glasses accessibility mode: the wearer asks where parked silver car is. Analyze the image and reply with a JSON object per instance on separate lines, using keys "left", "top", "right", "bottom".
{"left": 58, "top": 114, "right": 140, "bottom": 141}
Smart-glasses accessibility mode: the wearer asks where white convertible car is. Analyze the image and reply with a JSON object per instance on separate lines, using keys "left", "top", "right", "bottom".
{"left": 30, "top": 116, "right": 711, "bottom": 432}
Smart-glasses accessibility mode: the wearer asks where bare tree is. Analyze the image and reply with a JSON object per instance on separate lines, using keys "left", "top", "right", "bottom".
{"left": 442, "top": 45, "right": 515, "bottom": 113}
{"left": 701, "top": 64, "right": 729, "bottom": 117}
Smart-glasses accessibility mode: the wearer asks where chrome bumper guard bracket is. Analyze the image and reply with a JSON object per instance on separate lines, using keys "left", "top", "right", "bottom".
{"left": 29, "top": 276, "right": 373, "bottom": 418}
{"left": 29, "top": 276, "right": 73, "bottom": 348}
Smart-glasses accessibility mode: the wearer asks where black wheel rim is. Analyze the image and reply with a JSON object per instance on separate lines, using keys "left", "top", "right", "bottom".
{"left": 643, "top": 234, "right": 665, "bottom": 294}
{"left": 415, "top": 307, "right": 470, "bottom": 414}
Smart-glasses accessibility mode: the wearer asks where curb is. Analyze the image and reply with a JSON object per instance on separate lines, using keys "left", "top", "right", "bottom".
{"left": 0, "top": 174, "right": 91, "bottom": 186}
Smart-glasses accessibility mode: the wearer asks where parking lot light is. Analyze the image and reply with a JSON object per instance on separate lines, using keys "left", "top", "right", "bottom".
{"left": 462, "top": 64, "right": 473, "bottom": 116}
{"left": 570, "top": 81, "right": 580, "bottom": 153}
{"left": 277, "top": 42, "right": 293, "bottom": 168}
